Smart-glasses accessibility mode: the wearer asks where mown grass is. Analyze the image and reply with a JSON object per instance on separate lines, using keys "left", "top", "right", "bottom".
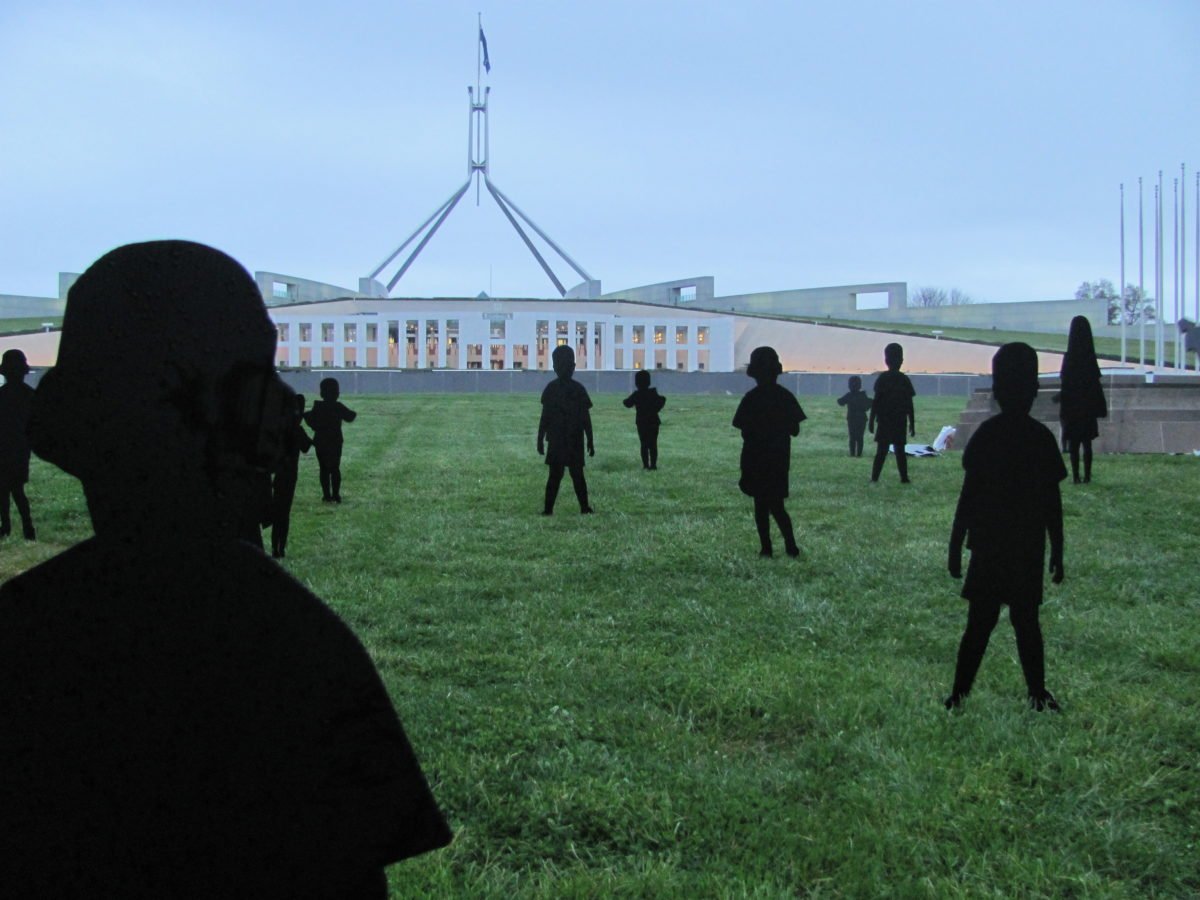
{"left": 2, "top": 393, "right": 1196, "bottom": 897}
{"left": 0, "top": 317, "right": 60, "bottom": 335}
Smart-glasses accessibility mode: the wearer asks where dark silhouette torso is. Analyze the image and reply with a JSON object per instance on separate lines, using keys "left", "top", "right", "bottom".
{"left": 540, "top": 378, "right": 593, "bottom": 467}
{"left": 0, "top": 536, "right": 449, "bottom": 896}
{"left": 733, "top": 383, "right": 806, "bottom": 499}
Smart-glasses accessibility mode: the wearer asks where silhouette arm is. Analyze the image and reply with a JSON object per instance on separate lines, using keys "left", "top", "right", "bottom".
{"left": 537, "top": 411, "right": 547, "bottom": 455}
{"left": 948, "top": 474, "right": 973, "bottom": 579}
{"left": 622, "top": 392, "right": 636, "bottom": 409}
{"left": 584, "top": 410, "right": 594, "bottom": 456}
{"left": 340, "top": 403, "right": 357, "bottom": 423}
{"left": 1047, "top": 484, "right": 1064, "bottom": 583}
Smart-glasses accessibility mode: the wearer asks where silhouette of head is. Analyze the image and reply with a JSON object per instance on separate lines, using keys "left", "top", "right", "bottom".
{"left": 552, "top": 345, "right": 576, "bottom": 379}
{"left": 319, "top": 377, "right": 340, "bottom": 402}
{"left": 884, "top": 343, "right": 904, "bottom": 370}
{"left": 635, "top": 369, "right": 650, "bottom": 389}
{"left": 1066, "top": 315, "right": 1096, "bottom": 358}
{"left": 991, "top": 342, "right": 1040, "bottom": 414}
{"left": 746, "top": 346, "right": 782, "bottom": 382}
{"left": 29, "top": 240, "right": 284, "bottom": 536}
{"left": 0, "top": 348, "right": 30, "bottom": 382}
{"left": 848, "top": 375, "right": 862, "bottom": 391}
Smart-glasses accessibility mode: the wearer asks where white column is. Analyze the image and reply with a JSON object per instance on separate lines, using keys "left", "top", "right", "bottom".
{"left": 417, "top": 318, "right": 428, "bottom": 369}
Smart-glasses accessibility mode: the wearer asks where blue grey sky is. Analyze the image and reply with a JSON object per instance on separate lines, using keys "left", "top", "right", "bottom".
{"left": 2, "top": 1, "right": 1196, "bottom": 303}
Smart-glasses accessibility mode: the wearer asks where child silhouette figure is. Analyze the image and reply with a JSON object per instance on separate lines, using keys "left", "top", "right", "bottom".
{"left": 836, "top": 375, "right": 872, "bottom": 458}
{"left": 538, "top": 345, "right": 594, "bottom": 514}
{"left": 622, "top": 369, "right": 666, "bottom": 469}
{"left": 733, "top": 346, "right": 806, "bottom": 557}
{"left": 1057, "top": 315, "right": 1107, "bottom": 484}
{"left": 0, "top": 349, "right": 36, "bottom": 540}
{"left": 304, "top": 377, "right": 356, "bottom": 502}
{"left": 946, "top": 342, "right": 1066, "bottom": 712}
{"left": 868, "top": 342, "right": 915, "bottom": 483}
{"left": 270, "top": 389, "right": 312, "bottom": 558}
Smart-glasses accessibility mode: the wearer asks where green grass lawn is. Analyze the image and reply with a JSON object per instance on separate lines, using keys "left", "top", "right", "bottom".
{"left": 0, "top": 317, "right": 60, "bottom": 335}
{"left": 2, "top": 394, "right": 1196, "bottom": 897}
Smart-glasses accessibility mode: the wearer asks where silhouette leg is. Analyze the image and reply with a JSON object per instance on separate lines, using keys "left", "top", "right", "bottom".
{"left": 753, "top": 497, "right": 772, "bottom": 556}
{"left": 544, "top": 463, "right": 565, "bottom": 514}
{"left": 330, "top": 446, "right": 343, "bottom": 501}
{"left": 770, "top": 498, "right": 799, "bottom": 556}
{"left": 648, "top": 429, "right": 658, "bottom": 469}
{"left": 12, "top": 486, "right": 33, "bottom": 539}
{"left": 1082, "top": 441, "right": 1093, "bottom": 483}
{"left": 1009, "top": 603, "right": 1046, "bottom": 699}
{"left": 1068, "top": 440, "right": 1081, "bottom": 483}
{"left": 640, "top": 441, "right": 650, "bottom": 469}
{"left": 568, "top": 465, "right": 592, "bottom": 513}
{"left": 950, "top": 598, "right": 1002, "bottom": 699}
{"left": 870, "top": 443, "right": 888, "bottom": 481}
{"left": 318, "top": 466, "right": 332, "bottom": 501}
{"left": 895, "top": 444, "right": 910, "bottom": 483}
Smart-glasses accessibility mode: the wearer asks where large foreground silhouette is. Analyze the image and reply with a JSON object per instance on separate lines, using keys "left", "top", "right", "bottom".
{"left": 0, "top": 241, "right": 449, "bottom": 897}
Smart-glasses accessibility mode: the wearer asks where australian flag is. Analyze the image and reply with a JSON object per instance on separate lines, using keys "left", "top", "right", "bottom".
{"left": 479, "top": 27, "right": 491, "bottom": 73}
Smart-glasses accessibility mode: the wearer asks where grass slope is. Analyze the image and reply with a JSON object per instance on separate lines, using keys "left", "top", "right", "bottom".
{"left": 2, "top": 394, "right": 1196, "bottom": 897}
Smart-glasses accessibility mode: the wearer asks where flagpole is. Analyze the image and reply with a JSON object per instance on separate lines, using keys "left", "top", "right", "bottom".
{"left": 1120, "top": 183, "right": 1126, "bottom": 363}
{"left": 475, "top": 13, "right": 482, "bottom": 206}
{"left": 1174, "top": 177, "right": 1180, "bottom": 369}
{"left": 1195, "top": 170, "right": 1199, "bottom": 372}
{"left": 1139, "top": 176, "right": 1145, "bottom": 368}
{"left": 1155, "top": 179, "right": 1162, "bottom": 369}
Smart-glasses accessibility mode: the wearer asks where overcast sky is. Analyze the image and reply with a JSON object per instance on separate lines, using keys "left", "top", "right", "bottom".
{"left": 2, "top": 1, "right": 1197, "bottom": 304}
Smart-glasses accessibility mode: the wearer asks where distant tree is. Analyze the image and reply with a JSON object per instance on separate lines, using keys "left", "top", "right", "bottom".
{"left": 1107, "top": 284, "right": 1156, "bottom": 326}
{"left": 947, "top": 288, "right": 974, "bottom": 306}
{"left": 911, "top": 286, "right": 972, "bottom": 307}
{"left": 911, "top": 286, "right": 948, "bottom": 307}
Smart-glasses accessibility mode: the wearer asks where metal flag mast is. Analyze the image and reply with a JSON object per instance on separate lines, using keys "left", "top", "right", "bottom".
{"left": 361, "top": 16, "right": 599, "bottom": 299}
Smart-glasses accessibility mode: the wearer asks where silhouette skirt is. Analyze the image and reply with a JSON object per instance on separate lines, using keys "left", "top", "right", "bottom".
{"left": 962, "top": 553, "right": 1045, "bottom": 607}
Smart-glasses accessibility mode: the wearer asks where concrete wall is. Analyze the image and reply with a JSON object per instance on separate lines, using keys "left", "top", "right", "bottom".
{"left": 0, "top": 294, "right": 65, "bottom": 320}
{"left": 706, "top": 282, "right": 908, "bottom": 318}
{"left": 602, "top": 276, "right": 715, "bottom": 306}
{"left": 732, "top": 316, "right": 1065, "bottom": 374}
{"left": 254, "top": 272, "right": 362, "bottom": 306}
{"left": 852, "top": 296, "right": 1109, "bottom": 333}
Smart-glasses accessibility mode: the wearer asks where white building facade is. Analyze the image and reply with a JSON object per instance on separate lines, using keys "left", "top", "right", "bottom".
{"left": 268, "top": 299, "right": 735, "bottom": 372}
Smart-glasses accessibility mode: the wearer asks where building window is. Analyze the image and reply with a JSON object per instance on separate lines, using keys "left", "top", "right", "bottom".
{"left": 653, "top": 326, "right": 665, "bottom": 345}
{"left": 299, "top": 324, "right": 312, "bottom": 342}
{"left": 632, "top": 325, "right": 644, "bottom": 345}
{"left": 678, "top": 285, "right": 696, "bottom": 303}
{"left": 277, "top": 323, "right": 290, "bottom": 342}
{"left": 344, "top": 323, "right": 357, "bottom": 343}
{"left": 697, "top": 326, "right": 709, "bottom": 345}
{"left": 675, "top": 325, "right": 688, "bottom": 344}
{"left": 321, "top": 323, "right": 334, "bottom": 343}
{"left": 366, "top": 324, "right": 378, "bottom": 342}
{"left": 613, "top": 325, "right": 623, "bottom": 344}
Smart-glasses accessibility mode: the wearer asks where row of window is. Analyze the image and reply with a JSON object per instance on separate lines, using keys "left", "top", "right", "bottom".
{"left": 274, "top": 320, "right": 711, "bottom": 346}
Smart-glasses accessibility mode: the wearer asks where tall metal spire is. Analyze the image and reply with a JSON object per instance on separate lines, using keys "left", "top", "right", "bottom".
{"left": 361, "top": 18, "right": 599, "bottom": 299}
